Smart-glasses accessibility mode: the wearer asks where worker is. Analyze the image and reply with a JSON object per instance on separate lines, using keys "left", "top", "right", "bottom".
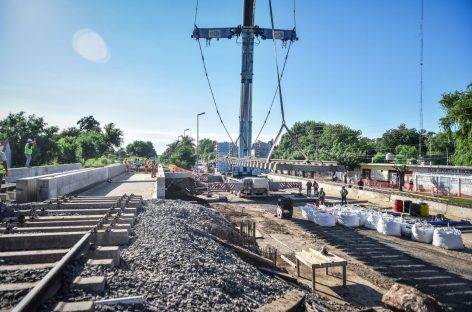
{"left": 313, "top": 180, "right": 319, "bottom": 195}
{"left": 340, "top": 186, "right": 348, "bottom": 206}
{"left": 144, "top": 159, "right": 149, "bottom": 174}
{"left": 318, "top": 187, "right": 326, "bottom": 206}
{"left": 306, "top": 180, "right": 312, "bottom": 197}
{"left": 123, "top": 157, "right": 130, "bottom": 173}
{"left": 408, "top": 179, "right": 414, "bottom": 192}
{"left": 0, "top": 150, "right": 8, "bottom": 191}
{"left": 151, "top": 160, "right": 157, "bottom": 178}
{"left": 24, "top": 139, "right": 35, "bottom": 167}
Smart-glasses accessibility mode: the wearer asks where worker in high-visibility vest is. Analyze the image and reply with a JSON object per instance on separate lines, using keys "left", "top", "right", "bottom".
{"left": 0, "top": 151, "right": 8, "bottom": 191}
{"left": 144, "top": 159, "right": 149, "bottom": 174}
{"left": 123, "top": 157, "right": 129, "bottom": 172}
{"left": 24, "top": 139, "right": 36, "bottom": 167}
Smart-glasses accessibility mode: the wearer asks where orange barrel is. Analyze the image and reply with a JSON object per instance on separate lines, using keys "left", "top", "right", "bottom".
{"left": 393, "top": 199, "right": 404, "bottom": 212}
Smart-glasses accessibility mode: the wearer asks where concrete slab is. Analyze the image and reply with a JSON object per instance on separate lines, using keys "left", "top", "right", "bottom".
{"left": 0, "top": 232, "right": 85, "bottom": 251}
{"left": 0, "top": 282, "right": 36, "bottom": 292}
{"left": 96, "top": 229, "right": 129, "bottom": 246}
{"left": 8, "top": 223, "right": 131, "bottom": 233}
{"left": 54, "top": 301, "right": 94, "bottom": 312}
{"left": 0, "top": 262, "right": 56, "bottom": 271}
{"left": 18, "top": 207, "right": 137, "bottom": 216}
{"left": 86, "top": 258, "right": 115, "bottom": 268}
{"left": 0, "top": 249, "right": 68, "bottom": 264}
{"left": 7, "top": 163, "right": 82, "bottom": 183}
{"left": 21, "top": 219, "right": 133, "bottom": 228}
{"left": 81, "top": 173, "right": 156, "bottom": 199}
{"left": 71, "top": 276, "right": 106, "bottom": 292}
{"left": 90, "top": 246, "right": 120, "bottom": 266}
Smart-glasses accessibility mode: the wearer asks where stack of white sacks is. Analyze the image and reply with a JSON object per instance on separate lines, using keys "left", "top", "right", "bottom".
{"left": 300, "top": 204, "right": 464, "bottom": 250}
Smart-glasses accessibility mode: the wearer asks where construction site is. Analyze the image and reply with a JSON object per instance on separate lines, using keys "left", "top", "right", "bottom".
{"left": 1, "top": 0, "right": 472, "bottom": 311}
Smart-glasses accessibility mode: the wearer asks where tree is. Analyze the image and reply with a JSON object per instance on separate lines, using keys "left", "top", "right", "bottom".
{"left": 439, "top": 83, "right": 472, "bottom": 165}
{"left": 0, "top": 112, "right": 60, "bottom": 167}
{"left": 372, "top": 152, "right": 385, "bottom": 163}
{"left": 424, "top": 132, "right": 453, "bottom": 165}
{"left": 103, "top": 123, "right": 124, "bottom": 148}
{"left": 395, "top": 145, "right": 418, "bottom": 164}
{"left": 197, "top": 138, "right": 216, "bottom": 162}
{"left": 272, "top": 121, "right": 373, "bottom": 170}
{"left": 126, "top": 140, "right": 157, "bottom": 158}
{"left": 60, "top": 127, "right": 81, "bottom": 137}
{"left": 160, "top": 136, "right": 196, "bottom": 169}
{"left": 77, "top": 115, "right": 101, "bottom": 132}
{"left": 377, "top": 124, "right": 420, "bottom": 154}
{"left": 76, "top": 131, "right": 108, "bottom": 160}
{"left": 57, "top": 136, "right": 79, "bottom": 163}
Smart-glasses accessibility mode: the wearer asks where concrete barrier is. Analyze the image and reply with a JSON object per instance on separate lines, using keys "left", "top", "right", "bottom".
{"left": 16, "top": 169, "right": 90, "bottom": 203}
{"left": 153, "top": 165, "right": 166, "bottom": 199}
{"left": 37, "top": 164, "right": 127, "bottom": 201}
{"left": 105, "top": 164, "right": 127, "bottom": 179}
{"left": 6, "top": 163, "right": 82, "bottom": 183}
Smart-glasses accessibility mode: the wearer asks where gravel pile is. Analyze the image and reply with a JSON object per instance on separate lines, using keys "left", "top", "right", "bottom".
{"left": 45, "top": 200, "right": 294, "bottom": 311}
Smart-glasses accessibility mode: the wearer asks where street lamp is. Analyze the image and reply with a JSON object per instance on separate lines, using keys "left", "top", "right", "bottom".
{"left": 183, "top": 128, "right": 189, "bottom": 137}
{"left": 196, "top": 112, "right": 205, "bottom": 174}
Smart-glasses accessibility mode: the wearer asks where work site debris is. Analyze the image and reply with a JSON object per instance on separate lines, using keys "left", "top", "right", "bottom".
{"left": 411, "top": 223, "right": 434, "bottom": 244}
{"left": 382, "top": 283, "right": 444, "bottom": 312}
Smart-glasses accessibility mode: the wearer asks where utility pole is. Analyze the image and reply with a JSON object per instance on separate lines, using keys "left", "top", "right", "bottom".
{"left": 184, "top": 128, "right": 189, "bottom": 137}
{"left": 196, "top": 112, "right": 205, "bottom": 174}
{"left": 192, "top": 0, "right": 297, "bottom": 158}
{"left": 418, "top": 0, "right": 424, "bottom": 162}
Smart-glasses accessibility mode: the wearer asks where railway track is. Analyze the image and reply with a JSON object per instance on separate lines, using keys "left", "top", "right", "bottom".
{"left": 0, "top": 194, "right": 143, "bottom": 312}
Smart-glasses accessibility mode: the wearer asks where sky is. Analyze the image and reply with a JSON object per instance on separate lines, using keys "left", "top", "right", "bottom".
{"left": 0, "top": 0, "right": 471, "bottom": 153}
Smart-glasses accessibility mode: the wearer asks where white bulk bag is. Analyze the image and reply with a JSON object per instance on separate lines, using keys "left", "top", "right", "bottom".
{"left": 301, "top": 206, "right": 314, "bottom": 221}
{"left": 365, "top": 213, "right": 381, "bottom": 229}
{"left": 357, "top": 211, "right": 369, "bottom": 226}
{"left": 377, "top": 218, "right": 402, "bottom": 237}
{"left": 411, "top": 223, "right": 434, "bottom": 244}
{"left": 313, "top": 212, "right": 336, "bottom": 227}
{"left": 337, "top": 212, "right": 360, "bottom": 227}
{"left": 432, "top": 227, "right": 464, "bottom": 250}
{"left": 401, "top": 223, "right": 412, "bottom": 238}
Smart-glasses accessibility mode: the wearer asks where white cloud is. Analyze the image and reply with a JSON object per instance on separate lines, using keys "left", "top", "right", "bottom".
{"left": 72, "top": 29, "right": 110, "bottom": 63}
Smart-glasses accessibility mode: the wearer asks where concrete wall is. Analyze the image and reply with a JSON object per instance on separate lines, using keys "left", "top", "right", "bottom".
{"left": 6, "top": 163, "right": 82, "bottom": 183}
{"left": 152, "top": 165, "right": 166, "bottom": 199}
{"left": 37, "top": 164, "right": 127, "bottom": 201}
{"left": 268, "top": 173, "right": 472, "bottom": 220}
{"left": 16, "top": 169, "right": 89, "bottom": 203}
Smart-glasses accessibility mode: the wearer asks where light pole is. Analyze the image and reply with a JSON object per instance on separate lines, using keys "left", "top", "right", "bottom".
{"left": 183, "top": 128, "right": 189, "bottom": 137}
{"left": 196, "top": 112, "right": 205, "bottom": 174}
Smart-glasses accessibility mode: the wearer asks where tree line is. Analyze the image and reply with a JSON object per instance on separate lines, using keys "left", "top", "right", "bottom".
{"left": 0, "top": 113, "right": 157, "bottom": 167}
{"left": 272, "top": 83, "right": 471, "bottom": 169}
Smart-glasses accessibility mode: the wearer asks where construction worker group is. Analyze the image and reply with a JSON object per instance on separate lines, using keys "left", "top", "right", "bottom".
{"left": 305, "top": 179, "right": 349, "bottom": 206}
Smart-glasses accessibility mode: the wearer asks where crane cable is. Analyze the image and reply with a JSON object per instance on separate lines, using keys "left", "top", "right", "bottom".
{"left": 253, "top": 0, "right": 296, "bottom": 144}
{"left": 267, "top": 0, "right": 309, "bottom": 161}
{"left": 193, "top": 0, "right": 236, "bottom": 147}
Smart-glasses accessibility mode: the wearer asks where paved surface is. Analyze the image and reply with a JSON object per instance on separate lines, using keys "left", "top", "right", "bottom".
{"left": 81, "top": 173, "right": 155, "bottom": 199}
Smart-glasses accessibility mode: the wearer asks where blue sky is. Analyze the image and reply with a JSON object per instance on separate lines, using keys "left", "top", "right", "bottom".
{"left": 1, "top": 0, "right": 471, "bottom": 153}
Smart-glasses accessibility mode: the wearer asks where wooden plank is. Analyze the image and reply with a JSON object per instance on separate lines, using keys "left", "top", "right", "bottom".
{"left": 308, "top": 248, "right": 347, "bottom": 265}
{"left": 295, "top": 253, "right": 312, "bottom": 267}
{"left": 280, "top": 255, "right": 296, "bottom": 268}
{"left": 255, "top": 290, "right": 305, "bottom": 312}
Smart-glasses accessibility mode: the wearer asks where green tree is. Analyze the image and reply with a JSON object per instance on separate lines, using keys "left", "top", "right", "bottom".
{"left": 377, "top": 124, "right": 420, "bottom": 154}
{"left": 272, "top": 121, "right": 373, "bottom": 170}
{"left": 395, "top": 145, "right": 418, "bottom": 164}
{"left": 103, "top": 123, "right": 124, "bottom": 148}
{"left": 372, "top": 152, "right": 385, "bottom": 163}
{"left": 77, "top": 115, "right": 101, "bottom": 132}
{"left": 126, "top": 140, "right": 157, "bottom": 158}
{"left": 76, "top": 132, "right": 108, "bottom": 160}
{"left": 0, "top": 112, "right": 60, "bottom": 167}
{"left": 439, "top": 83, "right": 472, "bottom": 165}
{"left": 57, "top": 136, "right": 79, "bottom": 163}
{"left": 197, "top": 138, "right": 216, "bottom": 162}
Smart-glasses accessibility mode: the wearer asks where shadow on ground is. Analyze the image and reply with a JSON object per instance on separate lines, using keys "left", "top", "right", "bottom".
{"left": 290, "top": 218, "right": 472, "bottom": 311}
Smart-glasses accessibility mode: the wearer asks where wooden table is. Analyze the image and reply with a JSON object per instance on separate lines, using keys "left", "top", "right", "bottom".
{"left": 295, "top": 248, "right": 347, "bottom": 290}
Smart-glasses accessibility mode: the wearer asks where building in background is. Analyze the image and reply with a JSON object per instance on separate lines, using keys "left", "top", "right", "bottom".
{"left": 251, "top": 140, "right": 272, "bottom": 158}
{"left": 216, "top": 142, "right": 237, "bottom": 173}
